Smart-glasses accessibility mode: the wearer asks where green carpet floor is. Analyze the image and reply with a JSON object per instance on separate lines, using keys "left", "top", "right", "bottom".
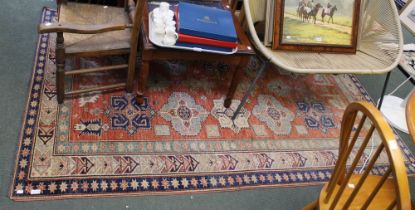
{"left": 1, "top": 1, "right": 415, "bottom": 209}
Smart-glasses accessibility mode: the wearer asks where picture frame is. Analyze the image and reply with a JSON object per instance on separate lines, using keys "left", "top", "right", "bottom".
{"left": 400, "top": 0, "right": 415, "bottom": 35}
{"left": 272, "top": 0, "right": 361, "bottom": 53}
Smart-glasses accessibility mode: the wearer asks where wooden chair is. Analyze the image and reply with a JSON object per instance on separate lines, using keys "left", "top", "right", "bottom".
{"left": 303, "top": 102, "right": 411, "bottom": 210}
{"left": 406, "top": 90, "right": 415, "bottom": 143}
{"left": 38, "top": 0, "right": 145, "bottom": 104}
{"left": 136, "top": 0, "right": 254, "bottom": 108}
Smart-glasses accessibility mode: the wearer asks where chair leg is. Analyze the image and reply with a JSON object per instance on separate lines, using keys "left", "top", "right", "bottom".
{"left": 302, "top": 199, "right": 318, "bottom": 210}
{"left": 224, "top": 57, "right": 248, "bottom": 108}
{"left": 231, "top": 59, "right": 268, "bottom": 121}
{"left": 56, "top": 32, "right": 65, "bottom": 104}
{"left": 136, "top": 60, "right": 149, "bottom": 104}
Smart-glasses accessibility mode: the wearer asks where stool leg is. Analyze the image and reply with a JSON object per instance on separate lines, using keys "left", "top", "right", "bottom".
{"left": 225, "top": 57, "right": 248, "bottom": 108}
{"left": 230, "top": 0, "right": 238, "bottom": 12}
{"left": 126, "top": 53, "right": 136, "bottom": 93}
{"left": 56, "top": 32, "right": 65, "bottom": 104}
{"left": 126, "top": 16, "right": 140, "bottom": 93}
{"left": 136, "top": 60, "right": 149, "bottom": 104}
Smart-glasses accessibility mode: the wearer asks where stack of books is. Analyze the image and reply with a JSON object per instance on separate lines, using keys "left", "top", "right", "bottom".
{"left": 175, "top": 2, "right": 238, "bottom": 52}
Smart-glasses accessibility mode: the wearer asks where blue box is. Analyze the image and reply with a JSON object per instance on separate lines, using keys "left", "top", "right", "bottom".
{"left": 178, "top": 2, "right": 238, "bottom": 42}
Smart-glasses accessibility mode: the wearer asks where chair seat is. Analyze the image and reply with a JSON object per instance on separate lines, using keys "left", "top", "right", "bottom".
{"left": 59, "top": 2, "right": 131, "bottom": 54}
{"left": 244, "top": 0, "right": 402, "bottom": 74}
{"left": 319, "top": 175, "right": 396, "bottom": 209}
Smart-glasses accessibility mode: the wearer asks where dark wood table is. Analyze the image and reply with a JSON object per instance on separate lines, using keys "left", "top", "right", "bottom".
{"left": 136, "top": 0, "right": 255, "bottom": 108}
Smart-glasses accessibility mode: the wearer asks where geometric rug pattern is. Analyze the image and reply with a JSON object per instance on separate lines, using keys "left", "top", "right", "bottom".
{"left": 10, "top": 8, "right": 415, "bottom": 200}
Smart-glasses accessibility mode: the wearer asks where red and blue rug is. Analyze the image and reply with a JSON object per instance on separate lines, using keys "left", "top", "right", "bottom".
{"left": 10, "top": 8, "right": 415, "bottom": 200}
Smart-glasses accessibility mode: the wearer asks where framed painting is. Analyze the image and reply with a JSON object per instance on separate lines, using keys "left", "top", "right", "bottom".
{"left": 400, "top": 0, "right": 415, "bottom": 35}
{"left": 272, "top": 0, "right": 361, "bottom": 53}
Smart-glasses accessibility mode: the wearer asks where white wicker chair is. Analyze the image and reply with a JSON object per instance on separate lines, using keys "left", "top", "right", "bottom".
{"left": 230, "top": 0, "right": 403, "bottom": 120}
{"left": 241, "top": 0, "right": 403, "bottom": 74}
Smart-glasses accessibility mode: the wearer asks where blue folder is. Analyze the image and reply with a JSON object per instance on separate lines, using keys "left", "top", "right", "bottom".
{"left": 178, "top": 2, "right": 238, "bottom": 42}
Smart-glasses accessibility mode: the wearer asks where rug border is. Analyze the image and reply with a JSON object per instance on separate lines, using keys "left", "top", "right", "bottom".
{"left": 10, "top": 181, "right": 326, "bottom": 202}
{"left": 9, "top": 7, "right": 51, "bottom": 201}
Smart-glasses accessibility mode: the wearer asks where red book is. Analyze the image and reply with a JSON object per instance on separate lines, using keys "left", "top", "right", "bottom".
{"left": 178, "top": 33, "right": 238, "bottom": 49}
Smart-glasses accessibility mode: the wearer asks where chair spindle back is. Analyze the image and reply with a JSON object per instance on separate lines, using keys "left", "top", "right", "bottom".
{"left": 323, "top": 102, "right": 410, "bottom": 209}
{"left": 406, "top": 91, "right": 415, "bottom": 143}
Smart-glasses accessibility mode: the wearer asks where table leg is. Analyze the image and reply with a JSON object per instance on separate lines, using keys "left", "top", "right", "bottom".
{"left": 231, "top": 59, "right": 268, "bottom": 121}
{"left": 137, "top": 60, "right": 149, "bottom": 104}
{"left": 225, "top": 57, "right": 249, "bottom": 108}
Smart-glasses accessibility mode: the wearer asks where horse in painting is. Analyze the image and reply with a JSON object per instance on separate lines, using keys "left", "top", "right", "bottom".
{"left": 302, "top": 3, "right": 322, "bottom": 24}
{"left": 321, "top": 5, "right": 337, "bottom": 23}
